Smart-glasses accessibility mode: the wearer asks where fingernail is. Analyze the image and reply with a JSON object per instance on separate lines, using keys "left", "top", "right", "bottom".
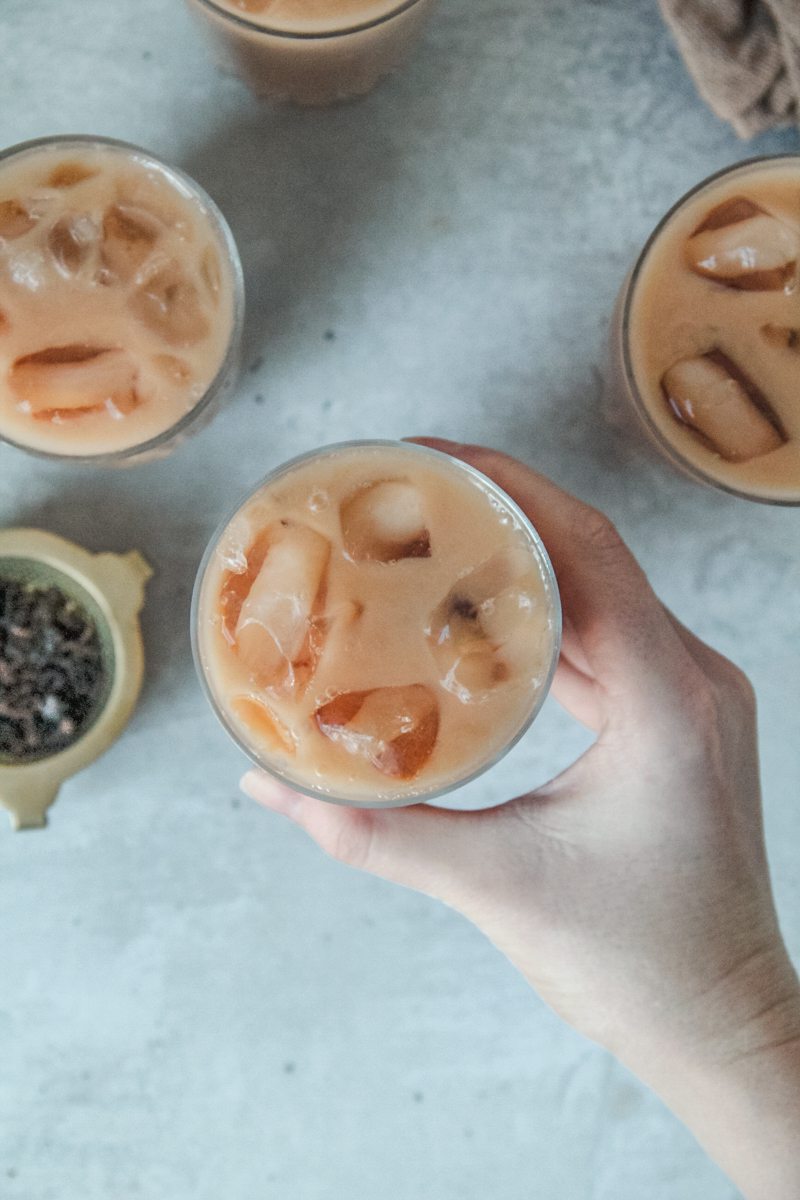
{"left": 240, "top": 771, "right": 302, "bottom": 818}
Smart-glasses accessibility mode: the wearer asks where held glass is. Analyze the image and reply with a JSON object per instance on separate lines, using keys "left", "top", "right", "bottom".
{"left": 192, "top": 440, "right": 562, "bottom": 808}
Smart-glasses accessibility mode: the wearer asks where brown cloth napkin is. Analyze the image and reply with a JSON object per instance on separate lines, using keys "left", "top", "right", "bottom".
{"left": 658, "top": 0, "right": 800, "bottom": 137}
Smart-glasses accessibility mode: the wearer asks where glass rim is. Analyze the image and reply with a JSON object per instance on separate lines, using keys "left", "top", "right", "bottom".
{"left": 190, "top": 0, "right": 428, "bottom": 40}
{"left": 191, "top": 438, "right": 563, "bottom": 808}
{"left": 0, "top": 133, "right": 245, "bottom": 466}
{"left": 619, "top": 152, "right": 800, "bottom": 508}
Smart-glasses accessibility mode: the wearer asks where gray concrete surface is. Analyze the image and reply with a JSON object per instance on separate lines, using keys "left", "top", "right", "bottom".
{"left": 1, "top": 1, "right": 799, "bottom": 1197}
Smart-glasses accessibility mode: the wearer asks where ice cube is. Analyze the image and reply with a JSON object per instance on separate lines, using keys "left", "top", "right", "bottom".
{"left": 314, "top": 685, "right": 439, "bottom": 780}
{"left": 128, "top": 259, "right": 210, "bottom": 347}
{"left": 761, "top": 324, "right": 800, "bottom": 355}
{"left": 46, "top": 161, "right": 97, "bottom": 189}
{"left": 218, "top": 529, "right": 272, "bottom": 646}
{"left": 47, "top": 214, "right": 97, "bottom": 277}
{"left": 0, "top": 199, "right": 36, "bottom": 240}
{"left": 200, "top": 245, "right": 222, "bottom": 298}
{"left": 478, "top": 587, "right": 536, "bottom": 647}
{"left": 102, "top": 204, "right": 162, "bottom": 281}
{"left": 235, "top": 521, "right": 331, "bottom": 690}
{"left": 428, "top": 593, "right": 498, "bottom": 698}
{"left": 661, "top": 351, "right": 787, "bottom": 462}
{"left": 151, "top": 353, "right": 192, "bottom": 384}
{"left": 427, "top": 549, "right": 534, "bottom": 702}
{"left": 231, "top": 695, "right": 295, "bottom": 757}
{"left": 9, "top": 344, "right": 140, "bottom": 420}
{"left": 113, "top": 173, "right": 186, "bottom": 235}
{"left": 4, "top": 247, "right": 47, "bottom": 291}
{"left": 685, "top": 196, "right": 798, "bottom": 291}
{"left": 307, "top": 489, "right": 331, "bottom": 515}
{"left": 693, "top": 197, "right": 762, "bottom": 231}
{"left": 341, "top": 480, "right": 431, "bottom": 563}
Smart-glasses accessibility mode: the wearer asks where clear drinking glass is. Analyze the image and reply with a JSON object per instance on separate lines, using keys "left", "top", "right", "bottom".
{"left": 611, "top": 155, "right": 800, "bottom": 506}
{"left": 186, "top": 0, "right": 437, "bottom": 106}
{"left": 0, "top": 135, "right": 244, "bottom": 466}
{"left": 192, "top": 440, "right": 562, "bottom": 807}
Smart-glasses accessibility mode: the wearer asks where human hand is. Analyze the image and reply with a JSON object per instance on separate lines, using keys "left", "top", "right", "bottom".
{"left": 242, "top": 439, "right": 800, "bottom": 1198}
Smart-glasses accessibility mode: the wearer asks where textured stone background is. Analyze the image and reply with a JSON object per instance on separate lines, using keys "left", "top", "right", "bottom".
{"left": 1, "top": 1, "right": 798, "bottom": 1197}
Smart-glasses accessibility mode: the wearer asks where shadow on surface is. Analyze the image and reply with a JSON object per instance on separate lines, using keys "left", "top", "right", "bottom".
{"left": 179, "top": 35, "right": 450, "bottom": 372}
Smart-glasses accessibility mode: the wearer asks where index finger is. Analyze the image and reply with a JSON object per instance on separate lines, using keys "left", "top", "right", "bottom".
{"left": 411, "top": 438, "right": 688, "bottom": 705}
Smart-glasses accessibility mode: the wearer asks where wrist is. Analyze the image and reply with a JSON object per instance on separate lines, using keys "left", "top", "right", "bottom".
{"left": 690, "top": 941, "right": 800, "bottom": 1071}
{"left": 614, "top": 939, "right": 800, "bottom": 1081}
{"left": 622, "top": 948, "right": 800, "bottom": 1200}
{"left": 660, "top": 1019, "right": 800, "bottom": 1200}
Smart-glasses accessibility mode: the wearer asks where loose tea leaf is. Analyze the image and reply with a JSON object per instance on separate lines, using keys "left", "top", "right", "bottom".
{"left": 0, "top": 579, "right": 105, "bottom": 760}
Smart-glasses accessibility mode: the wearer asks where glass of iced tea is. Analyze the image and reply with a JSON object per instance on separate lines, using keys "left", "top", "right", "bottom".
{"left": 185, "top": 0, "right": 437, "bottom": 106}
{"left": 612, "top": 155, "right": 800, "bottom": 505}
{"left": 0, "top": 135, "right": 244, "bottom": 465}
{"left": 193, "top": 441, "right": 562, "bottom": 806}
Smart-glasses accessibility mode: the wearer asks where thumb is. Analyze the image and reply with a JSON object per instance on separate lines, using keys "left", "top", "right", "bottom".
{"left": 240, "top": 769, "right": 512, "bottom": 906}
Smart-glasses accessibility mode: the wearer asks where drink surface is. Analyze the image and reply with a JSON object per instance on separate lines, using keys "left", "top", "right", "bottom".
{"left": 196, "top": 444, "right": 559, "bottom": 803}
{"left": 0, "top": 142, "right": 235, "bottom": 457}
{"left": 627, "top": 160, "right": 800, "bottom": 501}
{"left": 208, "top": 0, "right": 411, "bottom": 34}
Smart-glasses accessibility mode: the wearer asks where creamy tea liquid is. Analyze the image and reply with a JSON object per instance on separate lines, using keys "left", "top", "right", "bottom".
{"left": 195, "top": 444, "right": 560, "bottom": 804}
{"left": 0, "top": 140, "right": 238, "bottom": 459}
{"left": 622, "top": 159, "right": 800, "bottom": 502}
{"left": 188, "top": 0, "right": 435, "bottom": 105}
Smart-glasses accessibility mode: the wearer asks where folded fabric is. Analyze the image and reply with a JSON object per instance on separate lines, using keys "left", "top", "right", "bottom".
{"left": 658, "top": 0, "right": 800, "bottom": 137}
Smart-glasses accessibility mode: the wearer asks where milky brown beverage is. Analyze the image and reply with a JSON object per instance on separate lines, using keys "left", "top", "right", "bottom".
{"left": 616, "top": 157, "right": 800, "bottom": 504}
{"left": 187, "top": 0, "right": 436, "bottom": 105}
{"left": 194, "top": 442, "right": 561, "bottom": 805}
{"left": 0, "top": 137, "right": 242, "bottom": 462}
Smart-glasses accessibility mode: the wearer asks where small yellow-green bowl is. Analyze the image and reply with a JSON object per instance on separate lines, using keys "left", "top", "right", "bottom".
{"left": 0, "top": 529, "right": 151, "bottom": 830}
